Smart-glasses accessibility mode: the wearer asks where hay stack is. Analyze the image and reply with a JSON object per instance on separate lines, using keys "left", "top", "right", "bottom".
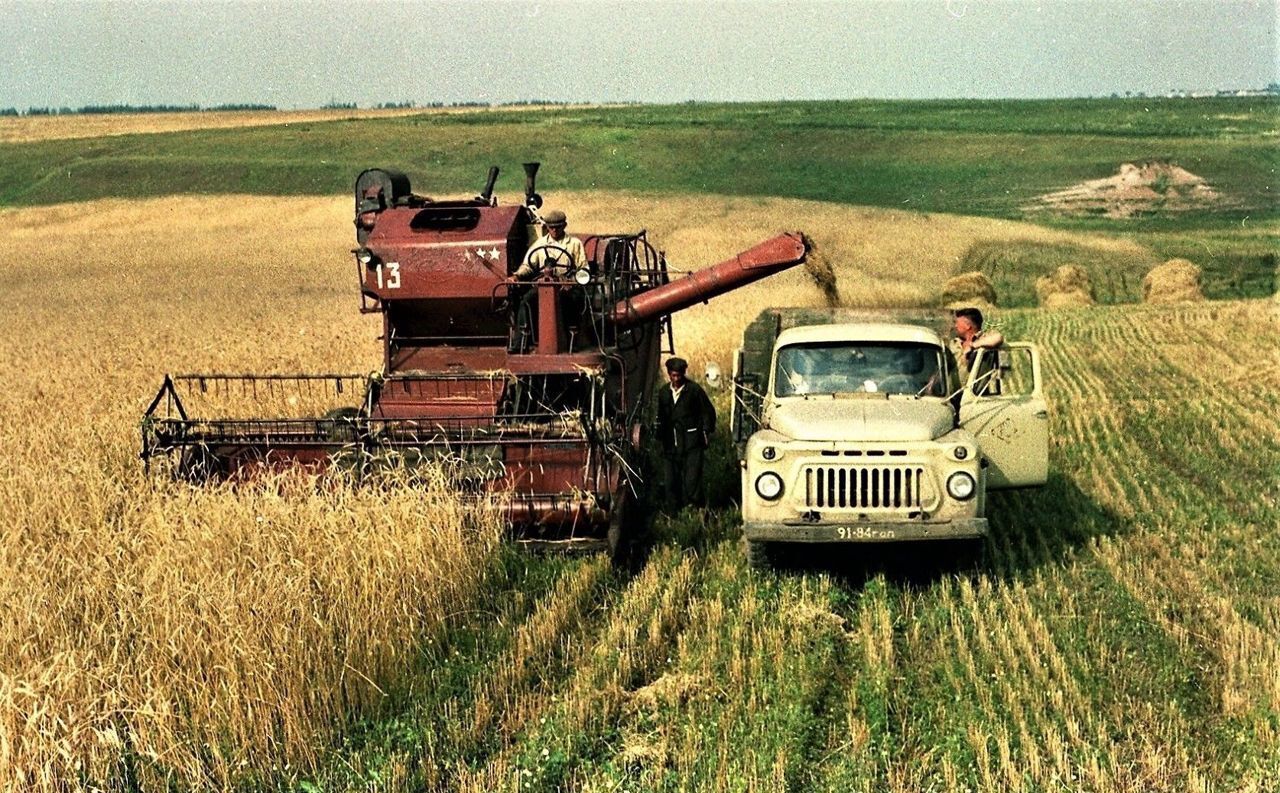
{"left": 940, "top": 271, "right": 997, "bottom": 308}
{"left": 1142, "top": 258, "right": 1204, "bottom": 303}
{"left": 1035, "top": 264, "right": 1095, "bottom": 308}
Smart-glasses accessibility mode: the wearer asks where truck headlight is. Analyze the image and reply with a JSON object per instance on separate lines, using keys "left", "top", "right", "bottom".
{"left": 761, "top": 445, "right": 777, "bottom": 460}
{"left": 946, "top": 471, "right": 976, "bottom": 500}
{"left": 953, "top": 445, "right": 969, "bottom": 461}
{"left": 573, "top": 267, "right": 592, "bottom": 286}
{"left": 755, "top": 472, "right": 784, "bottom": 501}
{"left": 357, "top": 248, "right": 376, "bottom": 266}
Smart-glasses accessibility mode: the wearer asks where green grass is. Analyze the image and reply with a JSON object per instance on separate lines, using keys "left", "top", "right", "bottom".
{"left": 2, "top": 98, "right": 1276, "bottom": 230}
{"left": 1139, "top": 229, "right": 1279, "bottom": 299}
{"left": 961, "top": 233, "right": 1277, "bottom": 307}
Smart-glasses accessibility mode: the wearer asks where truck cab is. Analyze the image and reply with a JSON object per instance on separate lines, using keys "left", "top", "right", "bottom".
{"left": 731, "top": 311, "right": 1048, "bottom": 565}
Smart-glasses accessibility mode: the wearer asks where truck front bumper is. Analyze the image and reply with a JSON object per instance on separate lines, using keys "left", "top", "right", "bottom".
{"left": 743, "top": 517, "right": 988, "bottom": 543}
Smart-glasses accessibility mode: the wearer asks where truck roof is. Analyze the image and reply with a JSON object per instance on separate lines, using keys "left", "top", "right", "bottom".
{"left": 774, "top": 322, "right": 946, "bottom": 348}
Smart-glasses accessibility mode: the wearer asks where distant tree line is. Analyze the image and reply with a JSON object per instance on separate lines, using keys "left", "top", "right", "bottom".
{"left": 0, "top": 98, "right": 627, "bottom": 118}
{"left": 2, "top": 103, "right": 279, "bottom": 117}
{"left": 79, "top": 103, "right": 200, "bottom": 114}
{"left": 501, "top": 99, "right": 564, "bottom": 106}
{"left": 208, "top": 103, "right": 277, "bottom": 112}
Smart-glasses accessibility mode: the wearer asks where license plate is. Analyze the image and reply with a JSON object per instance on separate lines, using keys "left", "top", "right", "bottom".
{"left": 835, "top": 525, "right": 898, "bottom": 540}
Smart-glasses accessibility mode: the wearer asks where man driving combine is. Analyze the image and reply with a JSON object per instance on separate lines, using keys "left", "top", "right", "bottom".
{"left": 514, "top": 209, "right": 586, "bottom": 278}
{"left": 510, "top": 209, "right": 589, "bottom": 352}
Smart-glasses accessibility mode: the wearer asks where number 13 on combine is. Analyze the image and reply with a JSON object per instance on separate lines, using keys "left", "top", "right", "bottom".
{"left": 374, "top": 262, "right": 401, "bottom": 289}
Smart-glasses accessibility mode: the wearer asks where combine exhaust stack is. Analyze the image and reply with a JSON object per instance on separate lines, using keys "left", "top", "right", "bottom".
{"left": 142, "top": 165, "right": 809, "bottom": 554}
{"left": 522, "top": 162, "right": 542, "bottom": 209}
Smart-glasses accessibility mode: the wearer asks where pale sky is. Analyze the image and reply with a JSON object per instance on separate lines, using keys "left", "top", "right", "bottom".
{"left": 0, "top": 0, "right": 1275, "bottom": 109}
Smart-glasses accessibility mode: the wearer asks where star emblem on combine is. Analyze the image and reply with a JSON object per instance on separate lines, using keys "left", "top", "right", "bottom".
{"left": 464, "top": 247, "right": 502, "bottom": 261}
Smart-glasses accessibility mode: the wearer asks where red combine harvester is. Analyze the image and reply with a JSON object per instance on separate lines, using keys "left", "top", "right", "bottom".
{"left": 142, "top": 163, "right": 809, "bottom": 553}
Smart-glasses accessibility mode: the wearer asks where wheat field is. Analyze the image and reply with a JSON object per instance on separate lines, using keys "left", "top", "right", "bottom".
{"left": 1, "top": 194, "right": 1277, "bottom": 791}
{"left": 0, "top": 196, "right": 501, "bottom": 789}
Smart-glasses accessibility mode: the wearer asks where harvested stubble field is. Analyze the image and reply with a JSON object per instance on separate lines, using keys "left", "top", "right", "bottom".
{"left": 1, "top": 194, "right": 1278, "bottom": 792}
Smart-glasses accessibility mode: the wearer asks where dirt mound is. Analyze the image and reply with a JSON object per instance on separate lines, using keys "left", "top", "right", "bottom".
{"left": 1143, "top": 259, "right": 1205, "bottom": 303}
{"left": 1035, "top": 264, "right": 1095, "bottom": 308}
{"left": 940, "top": 271, "right": 997, "bottom": 308}
{"left": 1025, "top": 161, "right": 1223, "bottom": 219}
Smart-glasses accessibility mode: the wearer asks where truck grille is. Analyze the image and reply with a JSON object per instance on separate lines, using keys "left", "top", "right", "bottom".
{"left": 803, "top": 465, "right": 926, "bottom": 510}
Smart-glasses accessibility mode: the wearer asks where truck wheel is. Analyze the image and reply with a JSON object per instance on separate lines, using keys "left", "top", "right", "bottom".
{"left": 950, "top": 538, "right": 988, "bottom": 572}
{"left": 743, "top": 537, "right": 772, "bottom": 570}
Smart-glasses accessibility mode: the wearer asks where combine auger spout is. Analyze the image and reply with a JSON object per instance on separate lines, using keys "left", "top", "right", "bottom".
{"left": 610, "top": 232, "right": 809, "bottom": 327}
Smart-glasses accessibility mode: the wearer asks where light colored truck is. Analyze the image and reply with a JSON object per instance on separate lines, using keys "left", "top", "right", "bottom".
{"left": 731, "top": 309, "right": 1048, "bottom": 566}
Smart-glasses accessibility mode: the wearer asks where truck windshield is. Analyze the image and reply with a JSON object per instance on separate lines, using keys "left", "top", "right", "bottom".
{"left": 774, "top": 342, "right": 946, "bottom": 397}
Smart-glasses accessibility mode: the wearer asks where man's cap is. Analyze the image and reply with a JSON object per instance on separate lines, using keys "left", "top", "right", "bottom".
{"left": 665, "top": 357, "right": 688, "bottom": 373}
{"left": 542, "top": 209, "right": 567, "bottom": 227}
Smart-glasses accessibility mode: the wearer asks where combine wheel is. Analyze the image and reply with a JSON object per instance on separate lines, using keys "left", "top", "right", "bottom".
{"left": 608, "top": 473, "right": 658, "bottom": 569}
{"left": 606, "top": 492, "right": 631, "bottom": 568}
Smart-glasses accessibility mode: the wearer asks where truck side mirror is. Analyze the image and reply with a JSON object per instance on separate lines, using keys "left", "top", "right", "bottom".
{"left": 704, "top": 362, "right": 723, "bottom": 390}
{"left": 731, "top": 349, "right": 763, "bottom": 456}
{"left": 732, "top": 374, "right": 763, "bottom": 437}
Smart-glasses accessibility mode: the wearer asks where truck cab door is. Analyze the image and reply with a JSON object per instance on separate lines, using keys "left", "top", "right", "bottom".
{"left": 959, "top": 343, "right": 1049, "bottom": 489}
